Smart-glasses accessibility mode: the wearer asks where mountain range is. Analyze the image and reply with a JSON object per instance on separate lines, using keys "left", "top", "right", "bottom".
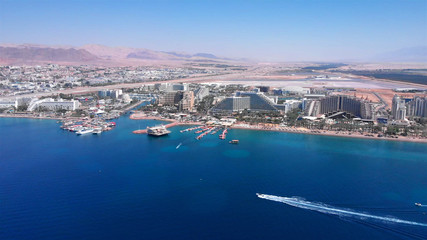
{"left": 0, "top": 44, "right": 229, "bottom": 65}
{"left": 0, "top": 44, "right": 426, "bottom": 65}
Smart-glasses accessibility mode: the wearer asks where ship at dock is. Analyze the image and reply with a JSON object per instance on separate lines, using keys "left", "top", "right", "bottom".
{"left": 147, "top": 125, "right": 171, "bottom": 136}
{"left": 76, "top": 128, "right": 94, "bottom": 135}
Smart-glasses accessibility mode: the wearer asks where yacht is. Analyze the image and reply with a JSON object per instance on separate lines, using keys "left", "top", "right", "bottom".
{"left": 92, "top": 128, "right": 102, "bottom": 135}
{"left": 147, "top": 125, "right": 171, "bottom": 136}
{"left": 76, "top": 128, "right": 94, "bottom": 135}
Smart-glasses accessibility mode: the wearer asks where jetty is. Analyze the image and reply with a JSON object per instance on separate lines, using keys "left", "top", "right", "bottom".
{"left": 133, "top": 122, "right": 178, "bottom": 134}
{"left": 219, "top": 128, "right": 228, "bottom": 140}
{"left": 180, "top": 126, "right": 202, "bottom": 133}
{"left": 195, "top": 127, "right": 215, "bottom": 140}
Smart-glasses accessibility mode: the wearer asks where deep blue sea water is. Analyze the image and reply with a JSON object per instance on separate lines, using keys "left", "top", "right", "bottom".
{"left": 1, "top": 116, "right": 427, "bottom": 239}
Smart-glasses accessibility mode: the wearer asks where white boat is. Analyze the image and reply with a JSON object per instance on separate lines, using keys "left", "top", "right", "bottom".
{"left": 92, "top": 129, "right": 102, "bottom": 135}
{"left": 256, "top": 193, "right": 266, "bottom": 198}
{"left": 147, "top": 125, "right": 171, "bottom": 136}
{"left": 72, "top": 126, "right": 84, "bottom": 132}
{"left": 76, "top": 128, "right": 94, "bottom": 135}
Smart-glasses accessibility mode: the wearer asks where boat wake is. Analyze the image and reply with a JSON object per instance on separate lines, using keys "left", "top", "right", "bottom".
{"left": 257, "top": 193, "right": 427, "bottom": 227}
{"left": 176, "top": 143, "right": 182, "bottom": 149}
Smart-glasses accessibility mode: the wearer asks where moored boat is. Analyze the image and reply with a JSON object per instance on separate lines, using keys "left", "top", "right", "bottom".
{"left": 147, "top": 125, "right": 171, "bottom": 136}
{"left": 76, "top": 128, "right": 94, "bottom": 135}
{"left": 92, "top": 128, "right": 102, "bottom": 135}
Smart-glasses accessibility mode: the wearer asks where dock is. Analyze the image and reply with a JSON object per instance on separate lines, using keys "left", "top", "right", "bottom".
{"left": 219, "top": 128, "right": 228, "bottom": 140}
{"left": 133, "top": 121, "right": 201, "bottom": 134}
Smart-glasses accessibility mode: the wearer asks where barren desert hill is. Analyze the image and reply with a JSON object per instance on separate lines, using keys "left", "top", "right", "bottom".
{"left": 0, "top": 43, "right": 230, "bottom": 65}
{"left": 0, "top": 44, "right": 98, "bottom": 63}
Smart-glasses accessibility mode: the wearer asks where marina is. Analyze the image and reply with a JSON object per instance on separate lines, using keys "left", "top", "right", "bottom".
{"left": 180, "top": 126, "right": 202, "bottom": 133}
{"left": 195, "top": 127, "right": 216, "bottom": 140}
{"left": 177, "top": 124, "right": 231, "bottom": 142}
{"left": 60, "top": 118, "right": 116, "bottom": 135}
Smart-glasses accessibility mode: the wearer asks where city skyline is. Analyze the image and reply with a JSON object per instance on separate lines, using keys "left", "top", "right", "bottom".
{"left": 1, "top": 0, "right": 426, "bottom": 61}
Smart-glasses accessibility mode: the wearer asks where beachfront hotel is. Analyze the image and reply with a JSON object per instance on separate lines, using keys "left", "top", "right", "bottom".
{"left": 209, "top": 96, "right": 250, "bottom": 113}
{"left": 209, "top": 91, "right": 284, "bottom": 114}
{"left": 27, "top": 98, "right": 80, "bottom": 111}
{"left": 393, "top": 95, "right": 427, "bottom": 120}
{"left": 305, "top": 95, "right": 373, "bottom": 119}
{"left": 405, "top": 96, "right": 427, "bottom": 118}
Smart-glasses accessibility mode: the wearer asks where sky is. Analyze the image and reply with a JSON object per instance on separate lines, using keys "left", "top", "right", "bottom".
{"left": 1, "top": 0, "right": 426, "bottom": 61}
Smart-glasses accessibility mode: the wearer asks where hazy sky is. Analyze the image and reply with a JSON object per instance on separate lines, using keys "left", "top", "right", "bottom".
{"left": 1, "top": 0, "right": 426, "bottom": 61}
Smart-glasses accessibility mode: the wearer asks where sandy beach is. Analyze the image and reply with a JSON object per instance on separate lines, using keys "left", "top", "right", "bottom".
{"left": 230, "top": 124, "right": 427, "bottom": 143}
{"left": 0, "top": 113, "right": 64, "bottom": 120}
{"left": 129, "top": 113, "right": 427, "bottom": 143}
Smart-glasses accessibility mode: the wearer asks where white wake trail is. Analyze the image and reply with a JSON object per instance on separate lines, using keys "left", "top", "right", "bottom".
{"left": 257, "top": 193, "right": 427, "bottom": 227}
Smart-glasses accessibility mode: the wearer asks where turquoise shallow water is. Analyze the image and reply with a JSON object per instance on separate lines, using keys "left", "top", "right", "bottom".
{"left": 0, "top": 116, "right": 427, "bottom": 239}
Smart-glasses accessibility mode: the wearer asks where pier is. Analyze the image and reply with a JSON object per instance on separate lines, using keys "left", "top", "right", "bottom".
{"left": 133, "top": 122, "right": 179, "bottom": 134}
{"left": 219, "top": 128, "right": 228, "bottom": 140}
{"left": 195, "top": 127, "right": 215, "bottom": 140}
{"left": 132, "top": 116, "right": 202, "bottom": 134}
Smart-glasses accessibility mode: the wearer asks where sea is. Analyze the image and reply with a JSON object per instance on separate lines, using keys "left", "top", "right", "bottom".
{"left": 1, "top": 115, "right": 427, "bottom": 240}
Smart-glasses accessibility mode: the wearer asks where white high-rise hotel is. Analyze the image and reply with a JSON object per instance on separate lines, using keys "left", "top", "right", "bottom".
{"left": 392, "top": 95, "right": 406, "bottom": 120}
{"left": 392, "top": 95, "right": 427, "bottom": 120}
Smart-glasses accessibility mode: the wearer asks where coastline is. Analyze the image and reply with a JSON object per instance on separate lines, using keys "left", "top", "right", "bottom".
{"left": 2, "top": 112, "right": 425, "bottom": 143}
{"left": 130, "top": 113, "right": 427, "bottom": 143}
{"left": 229, "top": 124, "right": 427, "bottom": 144}
{"left": 0, "top": 113, "right": 64, "bottom": 120}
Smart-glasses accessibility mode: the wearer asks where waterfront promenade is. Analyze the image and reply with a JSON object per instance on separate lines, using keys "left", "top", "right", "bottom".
{"left": 0, "top": 113, "right": 66, "bottom": 120}
{"left": 129, "top": 113, "right": 427, "bottom": 143}
{"left": 230, "top": 123, "right": 427, "bottom": 143}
